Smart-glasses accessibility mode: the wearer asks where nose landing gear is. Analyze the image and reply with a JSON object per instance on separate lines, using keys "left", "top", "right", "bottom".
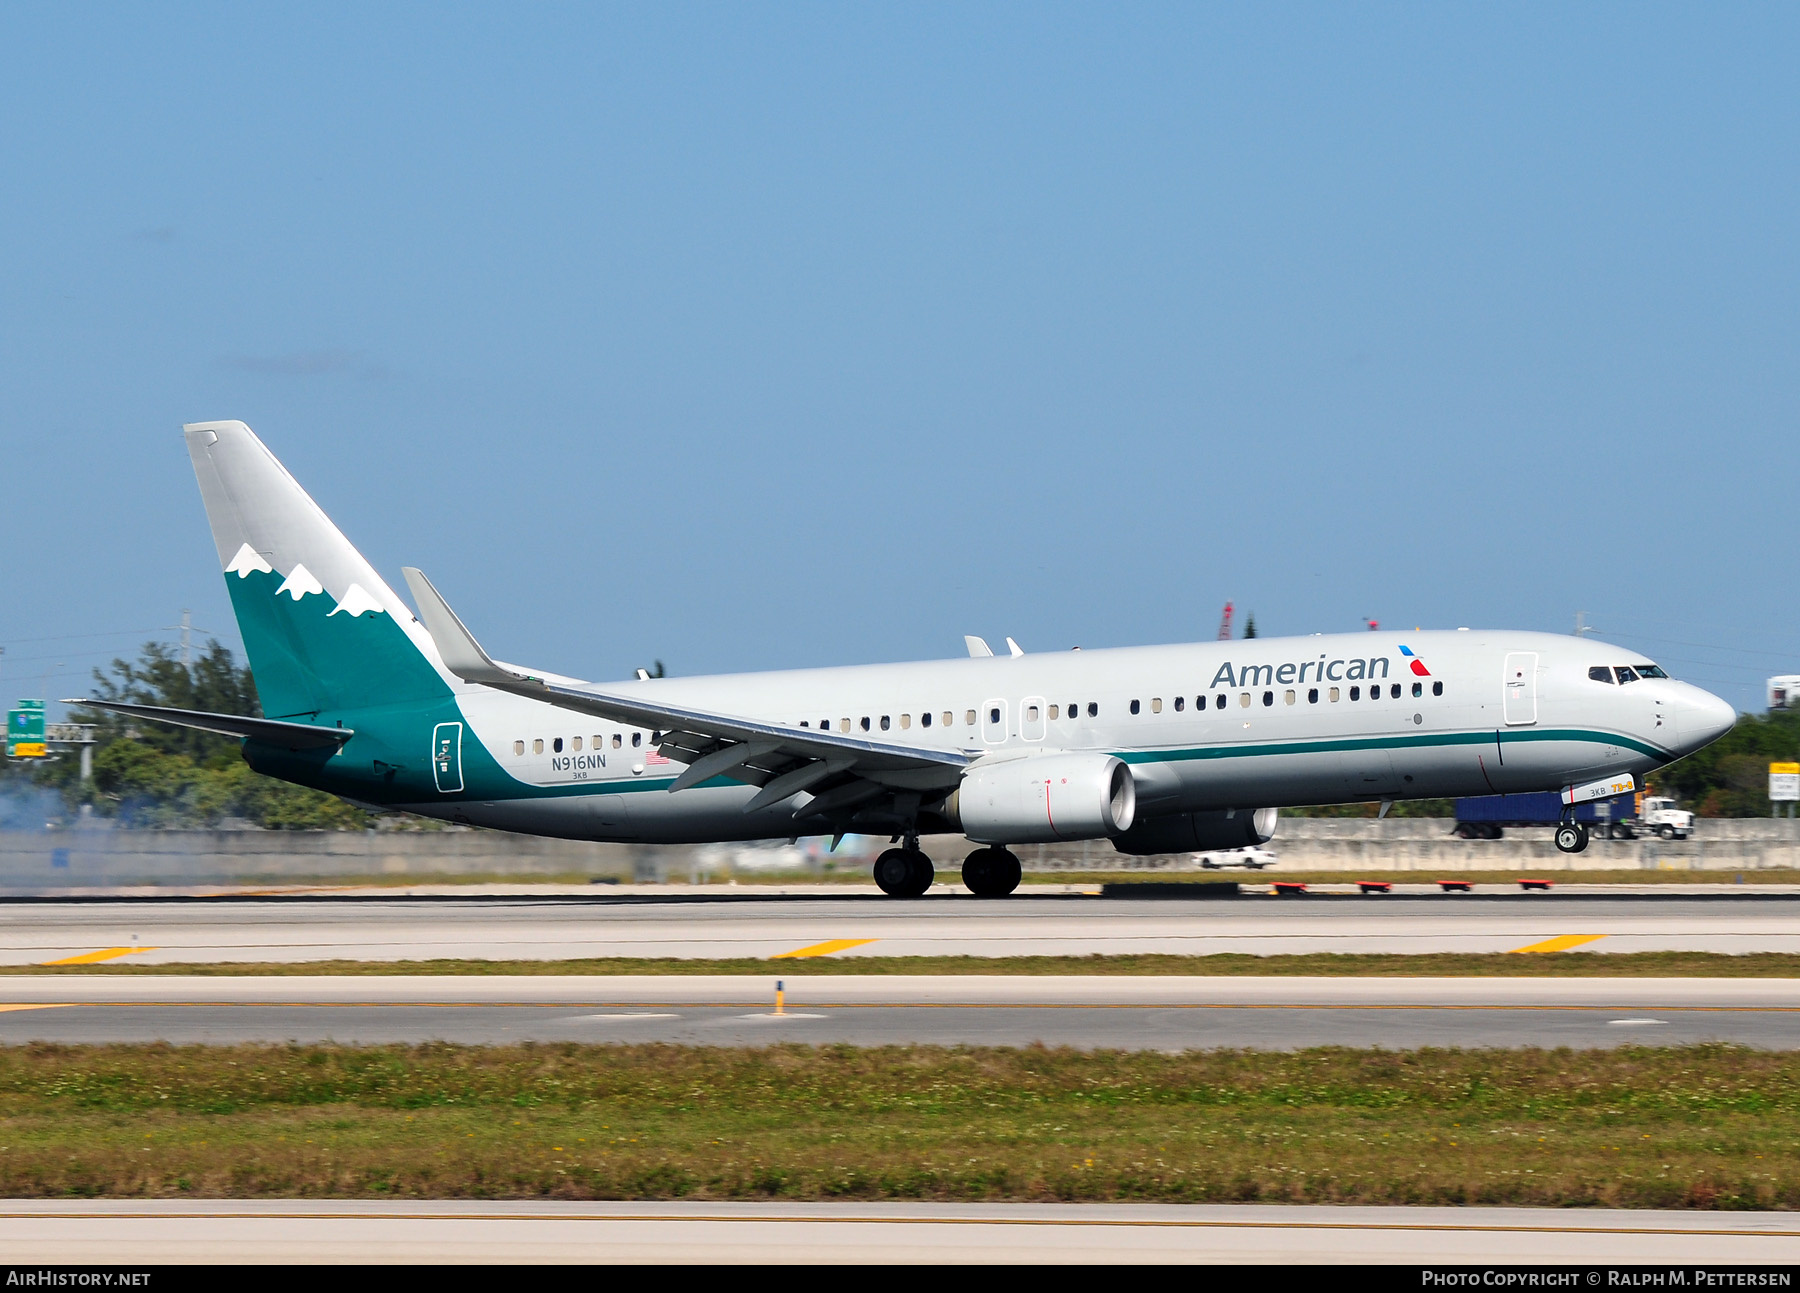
{"left": 1554, "top": 820, "right": 1590, "bottom": 854}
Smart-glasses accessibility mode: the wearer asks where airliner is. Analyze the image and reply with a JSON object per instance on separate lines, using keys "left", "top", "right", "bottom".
{"left": 75, "top": 421, "right": 1738, "bottom": 897}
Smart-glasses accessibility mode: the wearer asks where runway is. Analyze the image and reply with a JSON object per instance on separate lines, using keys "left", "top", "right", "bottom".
{"left": 9, "top": 890, "right": 1800, "bottom": 965}
{"left": 3, "top": 974, "right": 1799, "bottom": 1048}
{"left": 2, "top": 1199, "right": 1796, "bottom": 1263}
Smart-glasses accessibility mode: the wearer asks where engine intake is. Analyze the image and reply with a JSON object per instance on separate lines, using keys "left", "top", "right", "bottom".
{"left": 950, "top": 753, "right": 1137, "bottom": 844}
{"left": 1110, "top": 807, "right": 1279, "bottom": 856}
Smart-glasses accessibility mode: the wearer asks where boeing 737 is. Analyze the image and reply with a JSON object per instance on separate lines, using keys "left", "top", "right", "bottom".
{"left": 75, "top": 421, "right": 1738, "bottom": 897}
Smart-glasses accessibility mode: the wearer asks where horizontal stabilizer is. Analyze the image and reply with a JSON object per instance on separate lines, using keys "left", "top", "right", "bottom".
{"left": 64, "top": 701, "right": 353, "bottom": 750}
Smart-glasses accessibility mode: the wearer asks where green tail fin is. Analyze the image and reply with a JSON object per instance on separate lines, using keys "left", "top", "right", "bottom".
{"left": 184, "top": 421, "right": 453, "bottom": 721}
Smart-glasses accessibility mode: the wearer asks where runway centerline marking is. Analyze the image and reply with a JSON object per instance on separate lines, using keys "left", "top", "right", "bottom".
{"left": 1509, "top": 935, "right": 1607, "bottom": 954}
{"left": 38, "top": 948, "right": 158, "bottom": 967}
{"left": 771, "top": 939, "right": 877, "bottom": 959}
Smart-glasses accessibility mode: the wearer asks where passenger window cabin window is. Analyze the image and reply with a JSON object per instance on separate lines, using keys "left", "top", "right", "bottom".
{"left": 1432, "top": 681, "right": 1443, "bottom": 696}
{"left": 966, "top": 710, "right": 977, "bottom": 726}
{"left": 840, "top": 718, "right": 851, "bottom": 733}
{"left": 922, "top": 712, "right": 932, "bottom": 728}
{"left": 612, "top": 734, "right": 623, "bottom": 749}
{"left": 1048, "top": 705, "right": 1060, "bottom": 720}
{"left": 900, "top": 714, "right": 910, "bottom": 729}
{"left": 1130, "top": 699, "right": 1141, "bottom": 715}
{"left": 1151, "top": 697, "right": 1162, "bottom": 713}
{"left": 632, "top": 732, "right": 642, "bottom": 748}
{"left": 1262, "top": 690, "right": 1273, "bottom": 707}
{"left": 1025, "top": 705, "right": 1039, "bottom": 721}
{"left": 1308, "top": 688, "right": 1319, "bottom": 704}
{"left": 879, "top": 716, "right": 890, "bottom": 731}
{"left": 1284, "top": 690, "right": 1295, "bottom": 705}
{"left": 571, "top": 737, "right": 582, "bottom": 751}
{"left": 1087, "top": 702, "right": 1098, "bottom": 717}
{"left": 1239, "top": 692, "right": 1251, "bottom": 708}
{"left": 988, "top": 706, "right": 1000, "bottom": 724}
{"left": 1391, "top": 684, "right": 1401, "bottom": 699}
{"left": 1412, "top": 682, "right": 1422, "bottom": 698}
{"left": 553, "top": 738, "right": 563, "bottom": 753}
{"left": 1330, "top": 687, "right": 1340, "bottom": 702}
{"left": 1173, "top": 696, "right": 1184, "bottom": 712}
{"left": 800, "top": 721, "right": 809, "bottom": 728}
{"left": 513, "top": 740, "right": 524, "bottom": 756}
{"left": 533, "top": 739, "right": 544, "bottom": 754}
{"left": 944, "top": 712, "right": 955, "bottom": 727}
{"left": 861, "top": 717, "right": 871, "bottom": 731}
{"left": 1350, "top": 686, "right": 1361, "bottom": 701}
{"left": 1215, "top": 695, "right": 1226, "bottom": 710}
{"left": 1589, "top": 666, "right": 1613, "bottom": 683}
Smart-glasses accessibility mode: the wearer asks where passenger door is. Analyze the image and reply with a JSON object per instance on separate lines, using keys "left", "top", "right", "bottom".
{"left": 1503, "top": 652, "right": 1538, "bottom": 726}
{"left": 982, "top": 698, "right": 1009, "bottom": 745}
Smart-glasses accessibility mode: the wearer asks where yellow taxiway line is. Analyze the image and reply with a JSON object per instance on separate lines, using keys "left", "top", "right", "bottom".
{"left": 771, "top": 939, "right": 878, "bottom": 959}
{"left": 38, "top": 947, "right": 159, "bottom": 967}
{"left": 1509, "top": 934, "right": 1607, "bottom": 954}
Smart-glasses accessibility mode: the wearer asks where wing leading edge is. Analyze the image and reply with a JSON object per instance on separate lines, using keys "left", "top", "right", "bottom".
{"left": 400, "top": 569, "right": 971, "bottom": 823}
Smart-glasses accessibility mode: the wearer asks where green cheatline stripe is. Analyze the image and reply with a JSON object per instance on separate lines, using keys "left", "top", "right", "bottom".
{"left": 461, "top": 727, "right": 1671, "bottom": 805}
{"left": 1116, "top": 727, "right": 1670, "bottom": 767}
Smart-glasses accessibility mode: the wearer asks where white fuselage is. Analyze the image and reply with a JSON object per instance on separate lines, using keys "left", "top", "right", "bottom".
{"left": 405, "top": 628, "right": 1735, "bottom": 845}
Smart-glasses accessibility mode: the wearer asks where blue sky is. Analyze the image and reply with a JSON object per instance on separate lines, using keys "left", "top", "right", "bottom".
{"left": 3, "top": 3, "right": 1796, "bottom": 716}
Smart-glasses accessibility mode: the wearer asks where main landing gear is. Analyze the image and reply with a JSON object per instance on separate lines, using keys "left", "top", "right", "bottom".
{"left": 873, "top": 843, "right": 935, "bottom": 898}
{"left": 961, "top": 845, "right": 1022, "bottom": 898}
{"left": 871, "top": 843, "right": 1025, "bottom": 898}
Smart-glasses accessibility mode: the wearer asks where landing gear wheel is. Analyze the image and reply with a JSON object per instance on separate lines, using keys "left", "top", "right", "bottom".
{"left": 874, "top": 847, "right": 934, "bottom": 898}
{"left": 1555, "top": 823, "right": 1590, "bottom": 854}
{"left": 962, "top": 846, "right": 1023, "bottom": 898}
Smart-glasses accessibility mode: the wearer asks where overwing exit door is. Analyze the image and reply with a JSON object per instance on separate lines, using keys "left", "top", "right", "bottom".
{"left": 432, "top": 722, "right": 464, "bottom": 793}
{"left": 1503, "top": 653, "right": 1538, "bottom": 726}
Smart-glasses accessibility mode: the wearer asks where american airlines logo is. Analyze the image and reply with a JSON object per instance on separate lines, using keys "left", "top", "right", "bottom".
{"left": 1209, "top": 645, "right": 1428, "bottom": 690}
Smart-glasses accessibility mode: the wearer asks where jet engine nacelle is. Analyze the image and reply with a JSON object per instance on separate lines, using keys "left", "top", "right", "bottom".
{"left": 949, "top": 753, "right": 1137, "bottom": 844}
{"left": 1110, "top": 807, "right": 1279, "bottom": 856}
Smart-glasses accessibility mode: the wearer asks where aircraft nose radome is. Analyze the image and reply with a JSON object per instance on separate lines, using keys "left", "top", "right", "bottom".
{"left": 1678, "top": 687, "right": 1737, "bottom": 751}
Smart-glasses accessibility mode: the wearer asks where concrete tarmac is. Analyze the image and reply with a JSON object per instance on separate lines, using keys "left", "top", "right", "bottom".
{"left": 2, "top": 1200, "right": 1797, "bottom": 1263}
{"left": 11, "top": 891, "right": 1800, "bottom": 965}
{"left": 3, "top": 975, "right": 1799, "bottom": 1048}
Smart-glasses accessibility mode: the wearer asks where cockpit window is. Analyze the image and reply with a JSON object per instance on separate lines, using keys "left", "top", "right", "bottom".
{"left": 1588, "top": 666, "right": 1613, "bottom": 683}
{"left": 1636, "top": 663, "right": 1669, "bottom": 679}
{"left": 1614, "top": 666, "right": 1640, "bottom": 684}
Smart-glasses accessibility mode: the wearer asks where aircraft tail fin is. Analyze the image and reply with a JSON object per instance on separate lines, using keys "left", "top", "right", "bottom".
{"left": 184, "top": 421, "right": 451, "bottom": 720}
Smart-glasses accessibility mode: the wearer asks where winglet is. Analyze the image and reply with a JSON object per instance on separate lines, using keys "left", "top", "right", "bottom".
{"left": 401, "top": 568, "right": 532, "bottom": 689}
{"left": 1005, "top": 637, "right": 1024, "bottom": 657}
{"left": 964, "top": 635, "right": 994, "bottom": 658}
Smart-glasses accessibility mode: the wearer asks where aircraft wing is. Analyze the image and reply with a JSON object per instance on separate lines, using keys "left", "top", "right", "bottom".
{"left": 402, "top": 569, "right": 971, "bottom": 818}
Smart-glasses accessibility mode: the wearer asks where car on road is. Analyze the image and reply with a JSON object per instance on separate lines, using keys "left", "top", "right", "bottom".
{"left": 1195, "top": 846, "right": 1278, "bottom": 870}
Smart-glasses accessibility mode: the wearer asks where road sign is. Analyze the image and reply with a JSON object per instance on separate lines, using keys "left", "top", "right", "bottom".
{"left": 1772, "top": 763, "right": 1800, "bottom": 803}
{"left": 6, "top": 701, "right": 46, "bottom": 758}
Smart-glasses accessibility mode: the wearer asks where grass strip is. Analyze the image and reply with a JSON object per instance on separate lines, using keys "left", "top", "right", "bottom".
{"left": 0, "top": 1041, "right": 1791, "bottom": 1207}
{"left": 22, "top": 952, "right": 1800, "bottom": 977}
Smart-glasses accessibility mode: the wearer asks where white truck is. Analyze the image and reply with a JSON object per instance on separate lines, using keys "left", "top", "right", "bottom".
{"left": 1599, "top": 795, "right": 1694, "bottom": 841}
